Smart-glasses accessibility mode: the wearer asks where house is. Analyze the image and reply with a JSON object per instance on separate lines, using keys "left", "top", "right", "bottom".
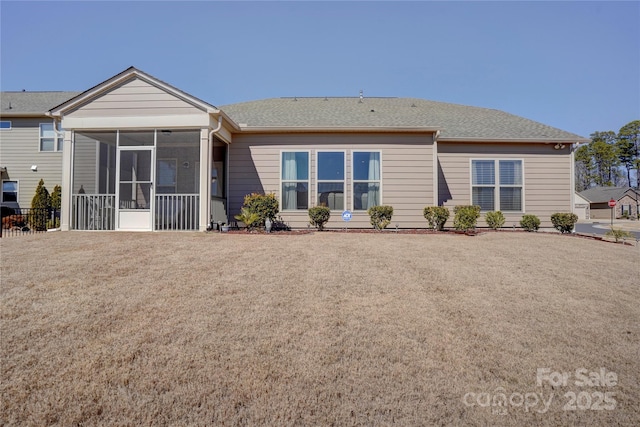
{"left": 1, "top": 91, "right": 80, "bottom": 210}
{"left": 2, "top": 67, "right": 588, "bottom": 231}
{"left": 578, "top": 186, "right": 640, "bottom": 220}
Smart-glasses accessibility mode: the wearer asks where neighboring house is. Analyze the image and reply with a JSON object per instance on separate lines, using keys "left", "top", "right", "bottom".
{"left": 573, "top": 192, "right": 591, "bottom": 220}
{"left": 4, "top": 67, "right": 589, "bottom": 231}
{"left": 0, "top": 91, "right": 80, "bottom": 211}
{"left": 578, "top": 186, "right": 640, "bottom": 220}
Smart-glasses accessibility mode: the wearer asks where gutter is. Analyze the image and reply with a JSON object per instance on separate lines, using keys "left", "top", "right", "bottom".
{"left": 237, "top": 126, "right": 441, "bottom": 134}
{"left": 45, "top": 111, "right": 64, "bottom": 138}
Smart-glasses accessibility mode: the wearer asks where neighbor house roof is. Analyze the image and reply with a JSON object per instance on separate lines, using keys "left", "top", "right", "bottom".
{"left": 1, "top": 91, "right": 80, "bottom": 117}
{"left": 579, "top": 186, "right": 640, "bottom": 203}
{"left": 221, "top": 97, "right": 588, "bottom": 141}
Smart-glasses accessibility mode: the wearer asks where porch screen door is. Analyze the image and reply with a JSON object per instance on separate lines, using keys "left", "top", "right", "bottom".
{"left": 116, "top": 147, "right": 154, "bottom": 230}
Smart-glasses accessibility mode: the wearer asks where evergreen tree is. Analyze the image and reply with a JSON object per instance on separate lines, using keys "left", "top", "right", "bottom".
{"left": 31, "top": 179, "right": 50, "bottom": 231}
{"left": 617, "top": 120, "right": 640, "bottom": 188}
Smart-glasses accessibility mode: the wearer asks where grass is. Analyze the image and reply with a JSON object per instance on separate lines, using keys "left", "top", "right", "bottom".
{"left": 1, "top": 232, "right": 639, "bottom": 426}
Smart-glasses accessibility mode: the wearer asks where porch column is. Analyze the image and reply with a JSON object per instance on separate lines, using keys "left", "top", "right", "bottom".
{"left": 199, "top": 128, "right": 211, "bottom": 231}
{"left": 60, "top": 130, "right": 74, "bottom": 231}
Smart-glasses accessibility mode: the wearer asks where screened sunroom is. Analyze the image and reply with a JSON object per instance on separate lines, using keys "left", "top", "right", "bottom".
{"left": 70, "top": 129, "right": 226, "bottom": 231}
{"left": 50, "top": 67, "right": 234, "bottom": 232}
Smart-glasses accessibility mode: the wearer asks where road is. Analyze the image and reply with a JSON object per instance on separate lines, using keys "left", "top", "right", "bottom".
{"left": 574, "top": 222, "right": 640, "bottom": 240}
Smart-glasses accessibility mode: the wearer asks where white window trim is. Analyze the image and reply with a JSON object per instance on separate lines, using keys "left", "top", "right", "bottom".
{"left": 0, "top": 121, "right": 12, "bottom": 131}
{"left": 352, "top": 150, "right": 383, "bottom": 211}
{"left": 1, "top": 179, "right": 19, "bottom": 204}
{"left": 39, "top": 122, "right": 63, "bottom": 152}
{"left": 316, "top": 150, "right": 346, "bottom": 211}
{"left": 279, "top": 149, "right": 311, "bottom": 212}
{"left": 469, "top": 158, "right": 525, "bottom": 213}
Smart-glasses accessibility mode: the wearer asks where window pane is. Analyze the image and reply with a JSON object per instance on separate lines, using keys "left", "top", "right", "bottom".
{"left": 2, "top": 181, "right": 18, "bottom": 202}
{"left": 119, "top": 150, "right": 152, "bottom": 181}
{"left": 119, "top": 183, "right": 151, "bottom": 209}
{"left": 318, "top": 182, "right": 344, "bottom": 210}
{"left": 472, "top": 160, "right": 495, "bottom": 185}
{"left": 353, "top": 182, "right": 380, "bottom": 210}
{"left": 282, "top": 182, "right": 308, "bottom": 210}
{"left": 282, "top": 152, "right": 308, "bottom": 180}
{"left": 500, "top": 187, "right": 522, "bottom": 211}
{"left": 318, "top": 152, "right": 344, "bottom": 180}
{"left": 500, "top": 160, "right": 522, "bottom": 185}
{"left": 40, "top": 138, "right": 55, "bottom": 151}
{"left": 472, "top": 187, "right": 495, "bottom": 211}
{"left": 119, "top": 131, "right": 154, "bottom": 146}
{"left": 40, "top": 123, "right": 55, "bottom": 139}
{"left": 57, "top": 137, "right": 64, "bottom": 151}
{"left": 353, "top": 152, "right": 380, "bottom": 180}
{"left": 0, "top": 121, "right": 11, "bottom": 129}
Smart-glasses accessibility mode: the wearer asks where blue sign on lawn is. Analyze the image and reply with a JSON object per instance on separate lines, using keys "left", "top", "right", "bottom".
{"left": 342, "top": 210, "right": 352, "bottom": 221}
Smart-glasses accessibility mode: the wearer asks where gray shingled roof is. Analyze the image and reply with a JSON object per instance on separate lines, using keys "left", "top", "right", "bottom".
{"left": 579, "top": 186, "right": 640, "bottom": 203}
{"left": 221, "top": 97, "right": 586, "bottom": 141}
{"left": 1, "top": 91, "right": 80, "bottom": 116}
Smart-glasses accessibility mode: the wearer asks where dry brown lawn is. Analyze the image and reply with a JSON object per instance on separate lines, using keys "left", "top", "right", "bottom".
{"left": 1, "top": 231, "right": 639, "bottom": 426}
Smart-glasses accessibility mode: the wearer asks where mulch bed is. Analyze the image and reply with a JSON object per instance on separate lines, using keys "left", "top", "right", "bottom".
{"left": 212, "top": 227, "right": 638, "bottom": 245}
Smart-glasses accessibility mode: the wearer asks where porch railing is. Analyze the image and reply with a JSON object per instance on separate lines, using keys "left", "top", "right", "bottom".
{"left": 72, "top": 194, "right": 115, "bottom": 230}
{"left": 155, "top": 194, "right": 199, "bottom": 231}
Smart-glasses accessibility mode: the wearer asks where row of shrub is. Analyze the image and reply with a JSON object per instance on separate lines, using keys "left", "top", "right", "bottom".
{"left": 235, "top": 193, "right": 579, "bottom": 233}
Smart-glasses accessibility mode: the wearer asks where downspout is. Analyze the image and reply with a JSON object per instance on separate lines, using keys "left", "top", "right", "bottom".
{"left": 207, "top": 115, "right": 223, "bottom": 227}
{"left": 433, "top": 130, "right": 440, "bottom": 206}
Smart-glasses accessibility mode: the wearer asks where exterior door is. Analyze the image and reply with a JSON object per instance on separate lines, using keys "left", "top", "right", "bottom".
{"left": 116, "top": 147, "right": 154, "bottom": 230}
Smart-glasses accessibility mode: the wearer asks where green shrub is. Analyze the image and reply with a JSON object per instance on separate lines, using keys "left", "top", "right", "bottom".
{"left": 30, "top": 179, "right": 50, "bottom": 231}
{"left": 453, "top": 205, "right": 481, "bottom": 231}
{"left": 309, "top": 206, "right": 331, "bottom": 231}
{"left": 368, "top": 205, "right": 393, "bottom": 230}
{"left": 50, "top": 185, "right": 62, "bottom": 211}
{"left": 605, "top": 228, "right": 634, "bottom": 243}
{"left": 485, "top": 211, "right": 505, "bottom": 230}
{"left": 423, "top": 206, "right": 450, "bottom": 231}
{"left": 241, "top": 193, "right": 279, "bottom": 226}
{"left": 550, "top": 212, "right": 578, "bottom": 234}
{"left": 520, "top": 214, "right": 540, "bottom": 232}
{"left": 234, "top": 207, "right": 261, "bottom": 230}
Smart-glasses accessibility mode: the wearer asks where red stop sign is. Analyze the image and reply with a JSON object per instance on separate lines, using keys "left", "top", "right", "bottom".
{"left": 608, "top": 199, "right": 616, "bottom": 208}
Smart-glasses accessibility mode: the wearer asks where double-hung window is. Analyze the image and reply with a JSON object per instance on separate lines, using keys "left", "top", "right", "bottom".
{"left": 353, "top": 151, "right": 381, "bottom": 210}
{"left": 1, "top": 181, "right": 18, "bottom": 203}
{"left": 281, "top": 151, "right": 309, "bottom": 210}
{"left": 317, "top": 151, "right": 345, "bottom": 210}
{"left": 472, "top": 159, "right": 523, "bottom": 211}
{"left": 39, "top": 123, "right": 63, "bottom": 152}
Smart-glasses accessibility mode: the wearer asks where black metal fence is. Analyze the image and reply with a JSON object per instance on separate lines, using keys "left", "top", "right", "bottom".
{"left": 0, "top": 207, "right": 60, "bottom": 237}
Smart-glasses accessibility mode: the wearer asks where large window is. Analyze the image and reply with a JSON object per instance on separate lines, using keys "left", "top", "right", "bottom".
{"left": 281, "top": 151, "right": 309, "bottom": 210}
{"left": 39, "top": 123, "right": 63, "bottom": 152}
{"left": 1, "top": 180, "right": 18, "bottom": 203}
{"left": 472, "top": 159, "right": 523, "bottom": 211}
{"left": 353, "top": 151, "right": 381, "bottom": 210}
{"left": 317, "top": 151, "right": 345, "bottom": 210}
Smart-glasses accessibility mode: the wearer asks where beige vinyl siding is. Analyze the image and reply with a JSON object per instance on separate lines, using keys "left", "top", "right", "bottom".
{"left": 438, "top": 142, "right": 572, "bottom": 228}
{"left": 65, "top": 77, "right": 203, "bottom": 118}
{"left": 229, "top": 133, "right": 434, "bottom": 229}
{"left": 0, "top": 117, "right": 63, "bottom": 208}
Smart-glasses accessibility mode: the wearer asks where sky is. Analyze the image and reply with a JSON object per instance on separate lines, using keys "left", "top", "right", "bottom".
{"left": 1, "top": 1, "right": 638, "bottom": 138}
